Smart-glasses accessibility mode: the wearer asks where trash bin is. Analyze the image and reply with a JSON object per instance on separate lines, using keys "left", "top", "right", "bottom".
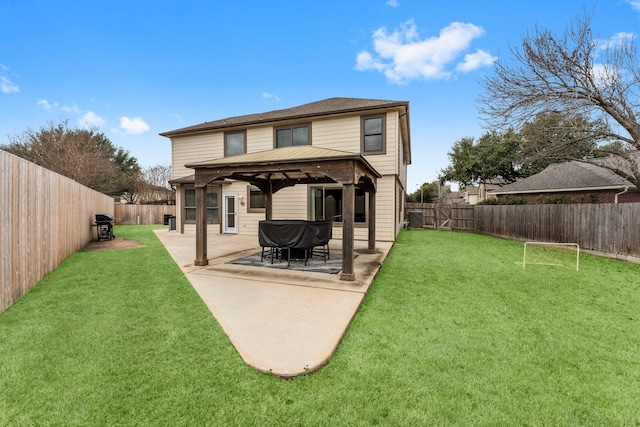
{"left": 169, "top": 215, "right": 176, "bottom": 231}
{"left": 163, "top": 214, "right": 172, "bottom": 226}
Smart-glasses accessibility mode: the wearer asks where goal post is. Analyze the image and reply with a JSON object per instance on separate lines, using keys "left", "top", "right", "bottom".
{"left": 523, "top": 242, "right": 580, "bottom": 271}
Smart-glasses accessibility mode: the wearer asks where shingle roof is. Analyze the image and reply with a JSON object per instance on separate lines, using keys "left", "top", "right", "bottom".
{"left": 160, "top": 97, "right": 408, "bottom": 137}
{"left": 491, "top": 161, "right": 635, "bottom": 194}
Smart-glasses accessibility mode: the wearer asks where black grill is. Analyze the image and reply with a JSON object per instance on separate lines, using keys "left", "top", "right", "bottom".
{"left": 94, "top": 213, "right": 114, "bottom": 241}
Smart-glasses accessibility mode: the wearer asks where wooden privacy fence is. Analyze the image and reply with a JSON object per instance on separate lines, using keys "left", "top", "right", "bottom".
{"left": 406, "top": 202, "right": 474, "bottom": 231}
{"left": 1, "top": 150, "right": 114, "bottom": 314}
{"left": 406, "top": 202, "right": 640, "bottom": 259}
{"left": 474, "top": 203, "right": 640, "bottom": 259}
{"left": 114, "top": 204, "right": 176, "bottom": 225}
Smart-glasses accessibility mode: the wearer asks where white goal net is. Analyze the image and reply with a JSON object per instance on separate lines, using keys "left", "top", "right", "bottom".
{"left": 522, "top": 242, "right": 580, "bottom": 271}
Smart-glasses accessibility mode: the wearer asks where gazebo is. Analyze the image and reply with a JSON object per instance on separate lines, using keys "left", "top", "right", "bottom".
{"left": 185, "top": 146, "right": 381, "bottom": 281}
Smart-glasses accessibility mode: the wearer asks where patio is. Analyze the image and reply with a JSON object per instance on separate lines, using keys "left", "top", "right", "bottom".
{"left": 154, "top": 227, "right": 392, "bottom": 377}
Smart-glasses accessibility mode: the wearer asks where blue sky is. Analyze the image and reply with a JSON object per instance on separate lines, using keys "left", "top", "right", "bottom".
{"left": 2, "top": 1, "right": 640, "bottom": 192}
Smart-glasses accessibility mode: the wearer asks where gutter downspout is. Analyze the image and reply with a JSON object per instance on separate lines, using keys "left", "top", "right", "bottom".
{"left": 614, "top": 186, "right": 629, "bottom": 204}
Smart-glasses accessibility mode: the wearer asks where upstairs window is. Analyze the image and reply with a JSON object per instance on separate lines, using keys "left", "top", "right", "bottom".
{"left": 361, "top": 114, "right": 385, "bottom": 154}
{"left": 274, "top": 123, "right": 310, "bottom": 148}
{"left": 225, "top": 131, "right": 246, "bottom": 156}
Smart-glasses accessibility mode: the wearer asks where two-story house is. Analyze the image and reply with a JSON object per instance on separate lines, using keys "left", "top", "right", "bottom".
{"left": 161, "top": 97, "right": 411, "bottom": 280}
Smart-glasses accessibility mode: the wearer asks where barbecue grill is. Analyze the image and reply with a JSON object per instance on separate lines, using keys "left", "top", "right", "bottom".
{"left": 94, "top": 213, "right": 114, "bottom": 241}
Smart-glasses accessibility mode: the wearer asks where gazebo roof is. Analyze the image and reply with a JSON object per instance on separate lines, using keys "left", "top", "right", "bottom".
{"left": 186, "top": 146, "right": 381, "bottom": 190}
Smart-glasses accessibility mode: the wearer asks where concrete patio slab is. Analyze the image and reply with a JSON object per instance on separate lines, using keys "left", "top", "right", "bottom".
{"left": 154, "top": 228, "right": 392, "bottom": 377}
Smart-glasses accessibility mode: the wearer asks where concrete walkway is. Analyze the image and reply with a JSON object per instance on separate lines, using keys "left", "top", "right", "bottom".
{"left": 154, "top": 228, "right": 392, "bottom": 377}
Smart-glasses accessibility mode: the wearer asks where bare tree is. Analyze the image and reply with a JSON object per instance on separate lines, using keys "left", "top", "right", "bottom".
{"left": 479, "top": 11, "right": 640, "bottom": 185}
{"left": 2, "top": 120, "right": 141, "bottom": 197}
{"left": 124, "top": 164, "right": 173, "bottom": 204}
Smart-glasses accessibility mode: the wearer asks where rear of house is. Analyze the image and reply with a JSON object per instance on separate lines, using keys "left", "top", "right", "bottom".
{"left": 161, "top": 97, "right": 411, "bottom": 242}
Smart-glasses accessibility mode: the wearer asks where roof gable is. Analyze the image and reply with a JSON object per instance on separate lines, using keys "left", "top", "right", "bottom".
{"left": 492, "top": 161, "right": 635, "bottom": 194}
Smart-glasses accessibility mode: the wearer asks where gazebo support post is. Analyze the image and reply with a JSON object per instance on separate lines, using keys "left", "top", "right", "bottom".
{"left": 264, "top": 184, "right": 273, "bottom": 220}
{"left": 194, "top": 185, "right": 209, "bottom": 266}
{"left": 367, "top": 190, "right": 376, "bottom": 254}
{"left": 340, "top": 183, "right": 356, "bottom": 281}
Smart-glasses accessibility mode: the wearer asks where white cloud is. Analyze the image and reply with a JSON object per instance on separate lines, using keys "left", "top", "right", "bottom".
{"left": 79, "top": 111, "right": 106, "bottom": 128}
{"left": 1, "top": 76, "right": 19, "bottom": 94}
{"left": 386, "top": 0, "right": 399, "bottom": 7}
{"left": 598, "top": 32, "right": 635, "bottom": 51}
{"left": 456, "top": 49, "right": 496, "bottom": 72}
{"left": 120, "top": 116, "right": 150, "bottom": 135}
{"left": 62, "top": 104, "right": 82, "bottom": 114}
{"left": 37, "top": 99, "right": 58, "bottom": 111}
{"left": 37, "top": 99, "right": 82, "bottom": 114}
{"left": 263, "top": 91, "right": 281, "bottom": 101}
{"left": 356, "top": 19, "right": 492, "bottom": 83}
{"left": 627, "top": 0, "right": 640, "bottom": 12}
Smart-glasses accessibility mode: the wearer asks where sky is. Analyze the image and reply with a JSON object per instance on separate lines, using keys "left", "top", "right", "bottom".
{"left": 2, "top": 0, "right": 640, "bottom": 193}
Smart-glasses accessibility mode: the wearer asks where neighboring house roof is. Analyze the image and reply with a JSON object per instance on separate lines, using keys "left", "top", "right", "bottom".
{"left": 491, "top": 161, "right": 636, "bottom": 195}
{"left": 160, "top": 97, "right": 411, "bottom": 164}
{"left": 464, "top": 186, "right": 479, "bottom": 195}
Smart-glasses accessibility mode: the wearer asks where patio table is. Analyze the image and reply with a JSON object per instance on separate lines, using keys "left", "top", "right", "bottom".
{"left": 258, "top": 220, "right": 332, "bottom": 265}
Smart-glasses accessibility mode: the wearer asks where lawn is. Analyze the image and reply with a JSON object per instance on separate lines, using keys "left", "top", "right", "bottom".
{"left": 1, "top": 226, "right": 639, "bottom": 426}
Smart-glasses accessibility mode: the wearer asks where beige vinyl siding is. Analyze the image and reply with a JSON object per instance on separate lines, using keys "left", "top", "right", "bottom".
{"left": 174, "top": 184, "right": 183, "bottom": 231}
{"left": 397, "top": 123, "right": 408, "bottom": 188}
{"left": 172, "top": 133, "right": 223, "bottom": 178}
{"left": 312, "top": 115, "right": 360, "bottom": 151}
{"left": 361, "top": 111, "right": 399, "bottom": 177}
{"left": 311, "top": 111, "right": 399, "bottom": 176}
{"left": 272, "top": 186, "right": 308, "bottom": 220}
{"left": 371, "top": 176, "right": 396, "bottom": 242}
{"left": 246, "top": 127, "right": 273, "bottom": 153}
{"left": 395, "top": 178, "right": 405, "bottom": 237}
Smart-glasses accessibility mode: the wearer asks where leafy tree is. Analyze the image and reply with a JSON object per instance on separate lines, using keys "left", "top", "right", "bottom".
{"left": 479, "top": 11, "right": 640, "bottom": 185}
{"left": 474, "top": 131, "right": 521, "bottom": 183}
{"left": 408, "top": 181, "right": 440, "bottom": 203}
{"left": 441, "top": 111, "right": 616, "bottom": 187}
{"left": 1, "top": 120, "right": 141, "bottom": 197}
{"left": 439, "top": 137, "right": 477, "bottom": 187}
{"left": 518, "top": 110, "right": 609, "bottom": 176}
{"left": 440, "top": 131, "right": 519, "bottom": 187}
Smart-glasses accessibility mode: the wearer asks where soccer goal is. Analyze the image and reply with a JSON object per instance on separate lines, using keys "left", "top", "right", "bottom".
{"left": 522, "top": 242, "right": 580, "bottom": 271}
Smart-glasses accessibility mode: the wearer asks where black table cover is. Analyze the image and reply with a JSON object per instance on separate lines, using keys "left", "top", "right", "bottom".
{"left": 258, "top": 220, "right": 332, "bottom": 250}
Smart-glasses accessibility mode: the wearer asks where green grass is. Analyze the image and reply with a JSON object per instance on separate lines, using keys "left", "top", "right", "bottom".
{"left": 1, "top": 226, "right": 639, "bottom": 426}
